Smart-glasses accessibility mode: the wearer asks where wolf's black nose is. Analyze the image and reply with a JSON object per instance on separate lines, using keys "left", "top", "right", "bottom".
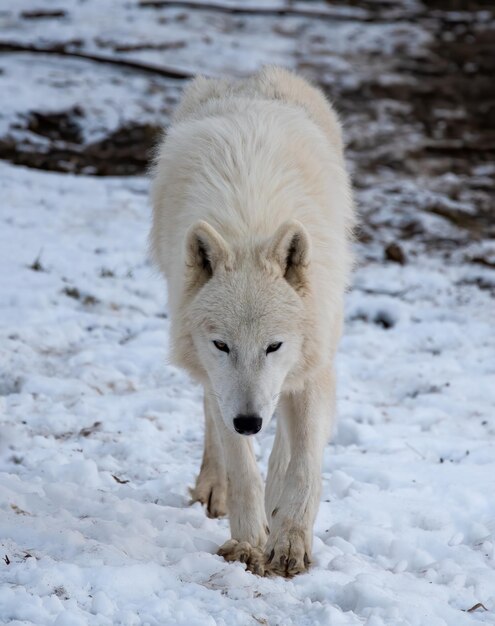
{"left": 233, "top": 415, "right": 262, "bottom": 435}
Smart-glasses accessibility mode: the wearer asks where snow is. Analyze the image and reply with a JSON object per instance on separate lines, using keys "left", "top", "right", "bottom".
{"left": 1, "top": 1, "right": 495, "bottom": 625}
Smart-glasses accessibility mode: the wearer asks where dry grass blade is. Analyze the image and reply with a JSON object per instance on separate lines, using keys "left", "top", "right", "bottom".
{"left": 466, "top": 602, "right": 488, "bottom": 613}
{"left": 79, "top": 421, "right": 102, "bottom": 437}
{"left": 112, "top": 475, "right": 130, "bottom": 484}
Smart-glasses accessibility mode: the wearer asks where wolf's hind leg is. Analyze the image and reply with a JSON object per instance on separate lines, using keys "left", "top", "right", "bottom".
{"left": 190, "top": 392, "right": 228, "bottom": 518}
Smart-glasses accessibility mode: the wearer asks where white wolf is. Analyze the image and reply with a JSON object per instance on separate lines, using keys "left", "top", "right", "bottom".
{"left": 150, "top": 66, "right": 354, "bottom": 577}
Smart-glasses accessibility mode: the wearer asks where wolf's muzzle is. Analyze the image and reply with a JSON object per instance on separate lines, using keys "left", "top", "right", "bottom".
{"left": 233, "top": 415, "right": 262, "bottom": 435}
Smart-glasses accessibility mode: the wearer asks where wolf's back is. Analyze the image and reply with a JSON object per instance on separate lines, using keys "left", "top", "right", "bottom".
{"left": 173, "top": 66, "right": 343, "bottom": 155}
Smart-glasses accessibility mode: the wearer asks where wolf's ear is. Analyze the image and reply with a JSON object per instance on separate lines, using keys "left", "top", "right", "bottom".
{"left": 185, "top": 220, "right": 232, "bottom": 289}
{"left": 266, "top": 220, "right": 310, "bottom": 292}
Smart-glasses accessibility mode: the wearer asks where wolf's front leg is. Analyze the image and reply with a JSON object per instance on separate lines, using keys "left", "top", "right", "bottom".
{"left": 189, "top": 393, "right": 227, "bottom": 518}
{"left": 265, "top": 416, "right": 290, "bottom": 521}
{"left": 265, "top": 369, "right": 335, "bottom": 577}
{"left": 215, "top": 410, "right": 268, "bottom": 575}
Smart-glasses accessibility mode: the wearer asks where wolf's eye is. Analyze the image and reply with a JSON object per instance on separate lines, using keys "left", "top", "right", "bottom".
{"left": 266, "top": 342, "right": 282, "bottom": 354}
{"left": 213, "top": 340, "right": 230, "bottom": 354}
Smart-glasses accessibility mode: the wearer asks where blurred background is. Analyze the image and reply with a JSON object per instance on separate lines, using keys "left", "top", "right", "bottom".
{"left": 1, "top": 0, "right": 494, "bottom": 268}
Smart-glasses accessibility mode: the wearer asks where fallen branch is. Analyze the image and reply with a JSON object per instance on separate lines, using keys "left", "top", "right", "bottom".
{"left": 0, "top": 42, "right": 194, "bottom": 80}
{"left": 138, "top": 0, "right": 374, "bottom": 21}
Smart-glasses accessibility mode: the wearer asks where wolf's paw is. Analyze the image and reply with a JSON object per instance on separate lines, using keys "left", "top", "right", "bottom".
{"left": 189, "top": 466, "right": 227, "bottom": 518}
{"left": 264, "top": 526, "right": 311, "bottom": 577}
{"left": 218, "top": 539, "right": 265, "bottom": 576}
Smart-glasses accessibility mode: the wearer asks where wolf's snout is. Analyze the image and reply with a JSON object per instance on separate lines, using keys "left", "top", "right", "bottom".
{"left": 233, "top": 415, "right": 262, "bottom": 435}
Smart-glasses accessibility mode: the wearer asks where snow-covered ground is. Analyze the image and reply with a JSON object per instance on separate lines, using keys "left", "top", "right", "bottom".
{"left": 1, "top": 2, "right": 494, "bottom": 625}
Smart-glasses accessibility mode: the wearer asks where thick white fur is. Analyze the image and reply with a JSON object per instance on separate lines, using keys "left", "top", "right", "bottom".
{"left": 151, "top": 66, "right": 354, "bottom": 576}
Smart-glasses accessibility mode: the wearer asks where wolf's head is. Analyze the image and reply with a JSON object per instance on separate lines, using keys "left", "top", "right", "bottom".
{"left": 178, "top": 219, "right": 313, "bottom": 436}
